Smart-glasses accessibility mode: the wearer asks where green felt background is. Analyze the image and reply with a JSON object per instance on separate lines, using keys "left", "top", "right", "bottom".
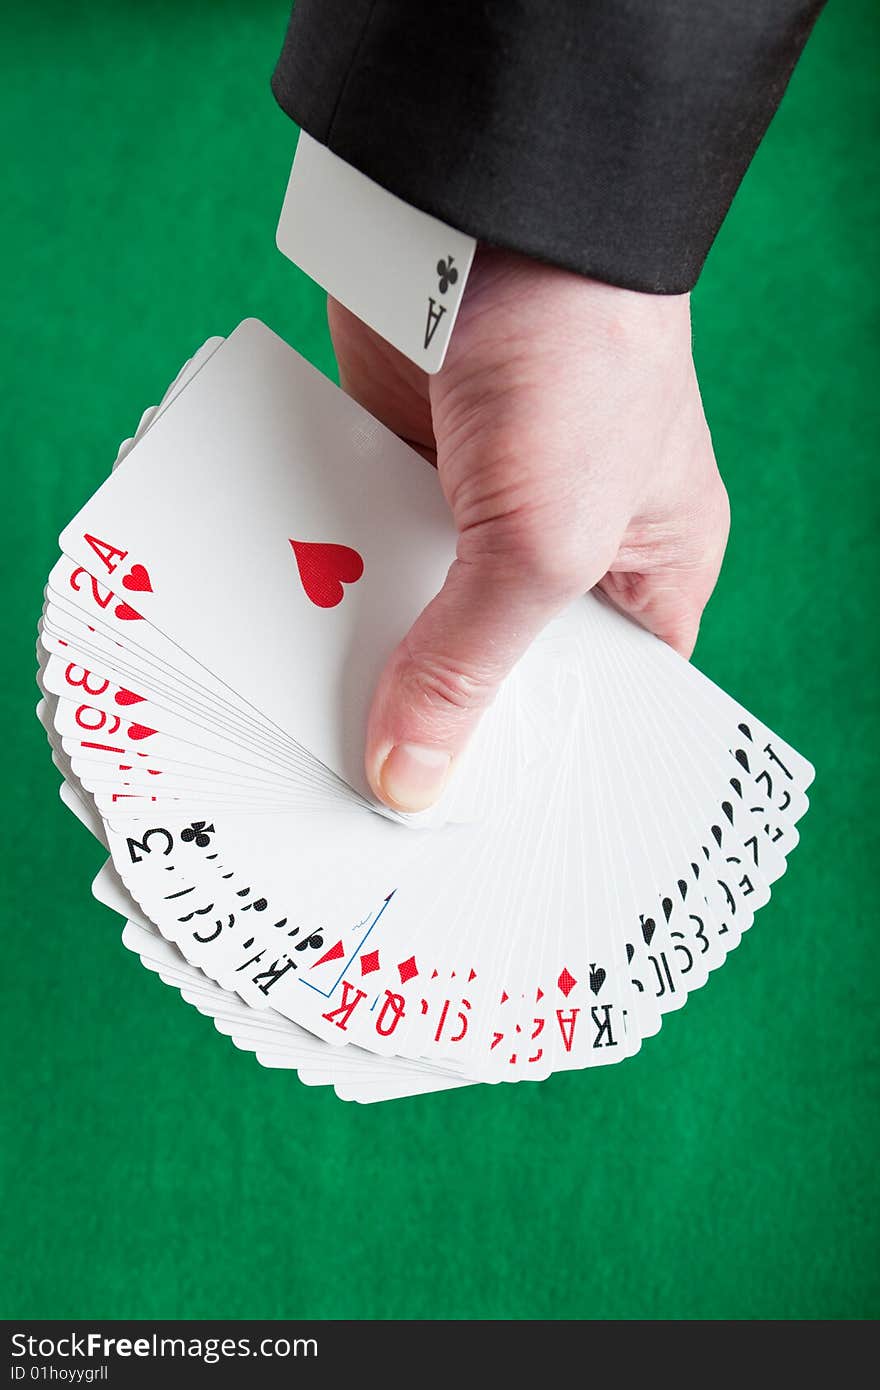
{"left": 1, "top": 1, "right": 877, "bottom": 1322}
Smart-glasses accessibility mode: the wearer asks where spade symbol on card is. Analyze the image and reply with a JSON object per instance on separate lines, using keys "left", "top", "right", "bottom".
{"left": 640, "top": 915, "right": 656, "bottom": 946}
{"left": 289, "top": 540, "right": 364, "bottom": 609}
{"left": 589, "top": 963, "right": 606, "bottom": 996}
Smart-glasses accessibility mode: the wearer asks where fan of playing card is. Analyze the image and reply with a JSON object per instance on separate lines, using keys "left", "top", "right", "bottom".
{"left": 35, "top": 319, "right": 814, "bottom": 1103}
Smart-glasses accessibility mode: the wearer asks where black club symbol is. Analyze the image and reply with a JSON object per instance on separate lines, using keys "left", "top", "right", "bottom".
{"left": 181, "top": 820, "right": 215, "bottom": 848}
{"left": 436, "top": 256, "right": 458, "bottom": 294}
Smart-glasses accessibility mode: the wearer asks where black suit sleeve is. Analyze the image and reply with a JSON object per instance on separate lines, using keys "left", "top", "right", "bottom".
{"left": 271, "top": 0, "right": 824, "bottom": 295}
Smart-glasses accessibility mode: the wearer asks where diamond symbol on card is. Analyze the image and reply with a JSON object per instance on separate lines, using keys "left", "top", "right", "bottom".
{"left": 360, "top": 949, "right": 380, "bottom": 976}
{"left": 312, "top": 939, "right": 345, "bottom": 968}
{"left": 397, "top": 955, "right": 418, "bottom": 984}
{"left": 557, "top": 968, "right": 577, "bottom": 998}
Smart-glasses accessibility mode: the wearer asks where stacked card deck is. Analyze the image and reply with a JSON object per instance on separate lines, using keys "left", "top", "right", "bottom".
{"left": 36, "top": 320, "right": 814, "bottom": 1103}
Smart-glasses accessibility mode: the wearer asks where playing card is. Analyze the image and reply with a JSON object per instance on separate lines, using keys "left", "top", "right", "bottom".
{"left": 59, "top": 320, "right": 548, "bottom": 823}
{"left": 276, "top": 132, "right": 476, "bottom": 373}
{"left": 37, "top": 320, "right": 814, "bottom": 1105}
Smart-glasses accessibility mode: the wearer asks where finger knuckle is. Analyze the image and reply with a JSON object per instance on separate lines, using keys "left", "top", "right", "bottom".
{"left": 401, "top": 648, "right": 498, "bottom": 718}
{"left": 676, "top": 464, "right": 729, "bottom": 575}
{"left": 497, "top": 516, "right": 591, "bottom": 599}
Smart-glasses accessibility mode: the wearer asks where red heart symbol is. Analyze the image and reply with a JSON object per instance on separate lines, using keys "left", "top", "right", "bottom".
{"left": 114, "top": 688, "right": 144, "bottom": 706}
{"left": 122, "top": 564, "right": 152, "bottom": 593}
{"left": 127, "top": 723, "right": 156, "bottom": 741}
{"left": 114, "top": 601, "right": 142, "bottom": 622}
{"left": 289, "top": 540, "right": 364, "bottom": 609}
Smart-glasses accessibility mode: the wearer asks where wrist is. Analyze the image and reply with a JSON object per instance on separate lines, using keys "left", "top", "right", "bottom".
{"left": 577, "top": 276, "right": 691, "bottom": 361}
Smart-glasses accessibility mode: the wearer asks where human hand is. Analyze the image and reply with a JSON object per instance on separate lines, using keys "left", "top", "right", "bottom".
{"left": 328, "top": 247, "right": 730, "bottom": 813}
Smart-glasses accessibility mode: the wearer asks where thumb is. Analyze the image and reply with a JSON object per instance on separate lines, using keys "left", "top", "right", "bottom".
{"left": 365, "top": 523, "right": 607, "bottom": 812}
